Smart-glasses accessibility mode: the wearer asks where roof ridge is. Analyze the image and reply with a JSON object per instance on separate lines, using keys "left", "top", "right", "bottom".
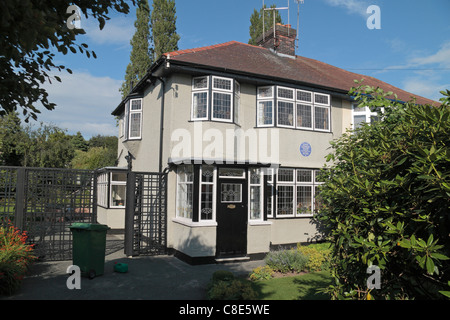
{"left": 163, "top": 41, "right": 266, "bottom": 57}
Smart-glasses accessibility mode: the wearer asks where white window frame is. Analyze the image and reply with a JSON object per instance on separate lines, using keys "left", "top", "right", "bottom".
{"left": 191, "top": 91, "right": 209, "bottom": 120}
{"left": 277, "top": 86, "right": 295, "bottom": 101}
{"left": 199, "top": 165, "right": 216, "bottom": 222}
{"left": 257, "top": 100, "right": 274, "bottom": 127}
{"left": 110, "top": 172, "right": 127, "bottom": 208}
{"left": 277, "top": 100, "right": 295, "bottom": 128}
{"left": 297, "top": 89, "right": 313, "bottom": 103}
{"left": 314, "top": 105, "right": 331, "bottom": 132}
{"left": 128, "top": 98, "right": 142, "bottom": 140}
{"left": 176, "top": 165, "right": 194, "bottom": 221}
{"left": 96, "top": 172, "right": 109, "bottom": 208}
{"left": 211, "top": 76, "right": 233, "bottom": 123}
{"left": 296, "top": 103, "right": 313, "bottom": 130}
{"left": 249, "top": 168, "right": 264, "bottom": 221}
{"left": 218, "top": 167, "right": 246, "bottom": 179}
{"left": 257, "top": 86, "right": 274, "bottom": 100}
{"left": 314, "top": 93, "right": 330, "bottom": 106}
{"left": 352, "top": 103, "right": 384, "bottom": 130}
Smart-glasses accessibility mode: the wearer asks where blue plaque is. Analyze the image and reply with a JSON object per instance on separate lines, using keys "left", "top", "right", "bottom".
{"left": 300, "top": 142, "right": 311, "bottom": 157}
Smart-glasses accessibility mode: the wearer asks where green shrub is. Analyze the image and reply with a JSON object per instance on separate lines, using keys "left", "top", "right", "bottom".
{"left": 0, "top": 224, "right": 36, "bottom": 295}
{"left": 297, "top": 244, "right": 331, "bottom": 272}
{"left": 249, "top": 265, "right": 274, "bottom": 281}
{"left": 314, "top": 85, "right": 450, "bottom": 300}
{"left": 265, "top": 248, "right": 309, "bottom": 273}
{"left": 207, "top": 271, "right": 258, "bottom": 300}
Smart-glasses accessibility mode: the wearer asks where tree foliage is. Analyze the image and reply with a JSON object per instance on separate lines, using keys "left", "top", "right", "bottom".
{"left": 0, "top": 0, "right": 141, "bottom": 121}
{"left": 120, "top": 0, "right": 153, "bottom": 99}
{"left": 314, "top": 84, "right": 450, "bottom": 299}
{"left": 248, "top": 4, "right": 283, "bottom": 45}
{"left": 151, "top": 0, "right": 180, "bottom": 60}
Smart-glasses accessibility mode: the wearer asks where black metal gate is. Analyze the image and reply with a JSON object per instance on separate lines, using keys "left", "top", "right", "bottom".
{"left": 124, "top": 171, "right": 167, "bottom": 257}
{"left": 0, "top": 167, "right": 96, "bottom": 261}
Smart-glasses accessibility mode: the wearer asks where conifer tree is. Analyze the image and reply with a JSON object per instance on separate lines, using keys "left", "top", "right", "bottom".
{"left": 120, "top": 0, "right": 153, "bottom": 99}
{"left": 151, "top": 0, "right": 180, "bottom": 60}
{"left": 248, "top": 4, "right": 283, "bottom": 45}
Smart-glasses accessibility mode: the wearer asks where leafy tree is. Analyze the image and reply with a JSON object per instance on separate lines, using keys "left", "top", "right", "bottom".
{"left": 0, "top": 112, "right": 23, "bottom": 166}
{"left": 71, "top": 146, "right": 117, "bottom": 170}
{"left": 18, "top": 124, "right": 75, "bottom": 168}
{"left": 120, "top": 0, "right": 153, "bottom": 99}
{"left": 314, "top": 84, "right": 450, "bottom": 300}
{"left": 71, "top": 131, "right": 89, "bottom": 152}
{"left": 151, "top": 0, "right": 180, "bottom": 60}
{"left": 248, "top": 4, "right": 283, "bottom": 45}
{"left": 0, "top": 0, "right": 140, "bottom": 121}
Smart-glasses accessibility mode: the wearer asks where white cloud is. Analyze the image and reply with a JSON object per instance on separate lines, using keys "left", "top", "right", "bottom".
{"left": 409, "top": 41, "right": 450, "bottom": 69}
{"left": 81, "top": 15, "right": 134, "bottom": 47}
{"left": 323, "top": 0, "right": 371, "bottom": 18}
{"left": 37, "top": 71, "right": 122, "bottom": 138}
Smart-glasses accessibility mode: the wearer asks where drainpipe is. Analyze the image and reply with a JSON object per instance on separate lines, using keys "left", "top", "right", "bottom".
{"left": 158, "top": 77, "right": 165, "bottom": 173}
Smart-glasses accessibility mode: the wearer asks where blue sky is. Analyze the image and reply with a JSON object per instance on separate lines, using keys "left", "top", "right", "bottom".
{"left": 36, "top": 0, "right": 450, "bottom": 138}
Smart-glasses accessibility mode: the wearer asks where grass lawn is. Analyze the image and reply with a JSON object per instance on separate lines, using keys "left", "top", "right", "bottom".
{"left": 252, "top": 271, "right": 333, "bottom": 300}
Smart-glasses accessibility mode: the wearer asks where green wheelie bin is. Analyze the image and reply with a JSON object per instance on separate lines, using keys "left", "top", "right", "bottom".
{"left": 69, "top": 223, "right": 110, "bottom": 279}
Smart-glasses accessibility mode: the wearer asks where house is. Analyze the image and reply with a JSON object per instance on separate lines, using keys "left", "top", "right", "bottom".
{"left": 99, "top": 24, "right": 435, "bottom": 263}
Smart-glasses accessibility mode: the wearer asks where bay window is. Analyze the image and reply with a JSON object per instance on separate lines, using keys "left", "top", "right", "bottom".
{"left": 256, "top": 85, "right": 331, "bottom": 132}
{"left": 191, "top": 75, "right": 238, "bottom": 123}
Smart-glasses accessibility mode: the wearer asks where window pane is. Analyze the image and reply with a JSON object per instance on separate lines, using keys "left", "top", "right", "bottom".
{"left": 221, "top": 183, "right": 242, "bottom": 202}
{"left": 258, "top": 101, "right": 273, "bottom": 126}
{"left": 314, "top": 185, "right": 324, "bottom": 214}
{"left": 314, "top": 93, "right": 329, "bottom": 105}
{"left": 277, "top": 87, "right": 294, "bottom": 100}
{"left": 297, "top": 186, "right": 312, "bottom": 214}
{"left": 219, "top": 168, "right": 245, "bottom": 178}
{"left": 193, "top": 92, "right": 208, "bottom": 119}
{"left": 277, "top": 185, "right": 294, "bottom": 216}
{"left": 249, "top": 168, "right": 261, "bottom": 184}
{"left": 315, "top": 106, "right": 329, "bottom": 130}
{"left": 297, "top": 90, "right": 312, "bottom": 102}
{"left": 212, "top": 92, "right": 232, "bottom": 120}
{"left": 193, "top": 76, "right": 208, "bottom": 89}
{"left": 213, "top": 77, "right": 232, "bottom": 91}
{"left": 201, "top": 184, "right": 213, "bottom": 220}
{"left": 178, "top": 165, "right": 194, "bottom": 182}
{"left": 297, "top": 104, "right": 312, "bottom": 128}
{"left": 277, "top": 168, "right": 294, "bottom": 182}
{"left": 131, "top": 99, "right": 142, "bottom": 110}
{"left": 111, "top": 185, "right": 126, "bottom": 207}
{"left": 277, "top": 101, "right": 294, "bottom": 126}
{"left": 177, "top": 183, "right": 193, "bottom": 219}
{"left": 258, "top": 86, "right": 273, "bottom": 99}
{"left": 353, "top": 115, "right": 366, "bottom": 129}
{"left": 250, "top": 186, "right": 261, "bottom": 219}
{"left": 296, "top": 169, "right": 312, "bottom": 183}
{"left": 267, "top": 185, "right": 274, "bottom": 217}
{"left": 111, "top": 172, "right": 127, "bottom": 182}
{"left": 129, "top": 112, "right": 141, "bottom": 138}
{"left": 201, "top": 165, "right": 214, "bottom": 182}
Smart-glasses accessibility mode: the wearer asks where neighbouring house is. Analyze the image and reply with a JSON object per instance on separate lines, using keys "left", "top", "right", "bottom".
{"left": 98, "top": 24, "right": 435, "bottom": 263}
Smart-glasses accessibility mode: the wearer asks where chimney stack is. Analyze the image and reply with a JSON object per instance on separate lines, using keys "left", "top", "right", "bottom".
{"left": 257, "top": 23, "right": 297, "bottom": 56}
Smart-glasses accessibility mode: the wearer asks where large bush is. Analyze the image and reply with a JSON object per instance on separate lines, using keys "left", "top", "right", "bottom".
{"left": 314, "top": 85, "right": 450, "bottom": 300}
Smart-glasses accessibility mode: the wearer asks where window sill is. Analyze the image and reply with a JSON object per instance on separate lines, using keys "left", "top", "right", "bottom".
{"left": 248, "top": 220, "right": 272, "bottom": 226}
{"left": 172, "top": 217, "right": 218, "bottom": 227}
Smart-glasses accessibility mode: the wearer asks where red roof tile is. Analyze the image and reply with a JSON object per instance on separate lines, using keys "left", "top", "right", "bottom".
{"left": 163, "top": 41, "right": 436, "bottom": 105}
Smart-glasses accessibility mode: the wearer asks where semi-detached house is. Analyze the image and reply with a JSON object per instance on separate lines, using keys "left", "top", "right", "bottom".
{"left": 98, "top": 24, "right": 435, "bottom": 263}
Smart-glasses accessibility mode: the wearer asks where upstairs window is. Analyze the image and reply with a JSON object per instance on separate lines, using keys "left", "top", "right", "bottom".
{"left": 191, "top": 76, "right": 238, "bottom": 123}
{"left": 352, "top": 104, "right": 383, "bottom": 130}
{"left": 128, "top": 98, "right": 142, "bottom": 139}
{"left": 256, "top": 85, "right": 330, "bottom": 132}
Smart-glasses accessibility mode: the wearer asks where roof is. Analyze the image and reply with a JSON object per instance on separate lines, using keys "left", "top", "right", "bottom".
{"left": 163, "top": 41, "right": 436, "bottom": 106}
